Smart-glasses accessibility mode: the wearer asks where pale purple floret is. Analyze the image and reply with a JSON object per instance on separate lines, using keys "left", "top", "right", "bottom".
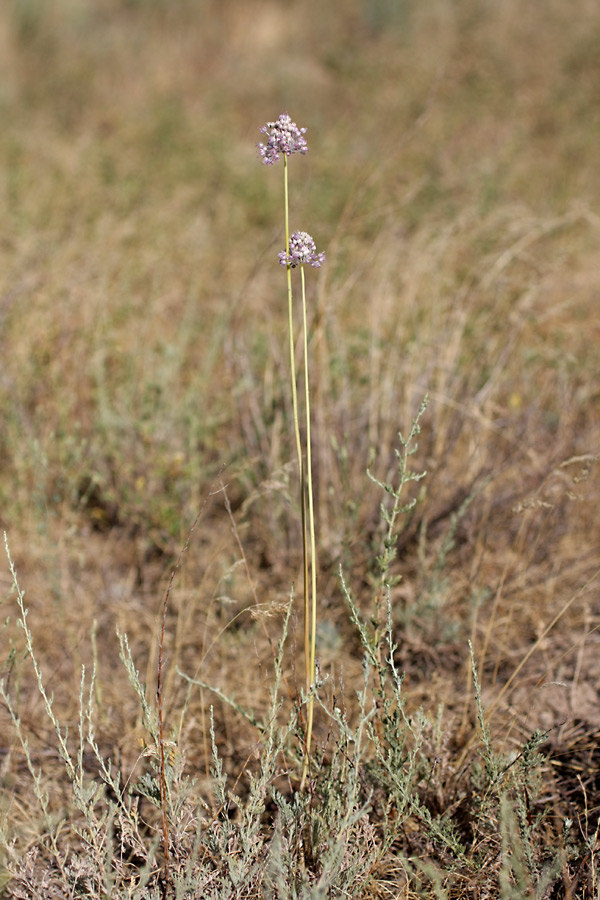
{"left": 279, "top": 231, "right": 325, "bottom": 268}
{"left": 258, "top": 113, "right": 308, "bottom": 165}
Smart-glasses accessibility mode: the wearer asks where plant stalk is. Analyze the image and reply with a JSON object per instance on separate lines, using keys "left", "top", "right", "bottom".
{"left": 283, "top": 157, "right": 311, "bottom": 784}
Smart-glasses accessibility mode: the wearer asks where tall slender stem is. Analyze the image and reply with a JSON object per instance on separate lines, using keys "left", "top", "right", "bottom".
{"left": 283, "top": 158, "right": 311, "bottom": 774}
{"left": 300, "top": 264, "right": 317, "bottom": 791}
{"left": 284, "top": 158, "right": 304, "bottom": 484}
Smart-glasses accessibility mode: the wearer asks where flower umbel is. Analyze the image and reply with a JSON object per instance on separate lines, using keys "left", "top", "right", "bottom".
{"left": 279, "top": 231, "right": 325, "bottom": 268}
{"left": 258, "top": 113, "right": 308, "bottom": 165}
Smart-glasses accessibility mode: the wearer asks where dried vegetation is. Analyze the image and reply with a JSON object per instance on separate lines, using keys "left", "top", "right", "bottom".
{"left": 0, "top": 0, "right": 599, "bottom": 896}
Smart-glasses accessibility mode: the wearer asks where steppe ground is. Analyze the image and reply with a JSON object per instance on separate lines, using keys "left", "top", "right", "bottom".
{"left": 0, "top": 0, "right": 599, "bottom": 897}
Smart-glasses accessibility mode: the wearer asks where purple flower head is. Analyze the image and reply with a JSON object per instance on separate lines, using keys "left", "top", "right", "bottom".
{"left": 258, "top": 114, "right": 308, "bottom": 165}
{"left": 279, "top": 231, "right": 325, "bottom": 268}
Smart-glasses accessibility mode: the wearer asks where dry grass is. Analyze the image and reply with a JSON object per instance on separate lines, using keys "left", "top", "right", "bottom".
{"left": 0, "top": 0, "right": 599, "bottom": 896}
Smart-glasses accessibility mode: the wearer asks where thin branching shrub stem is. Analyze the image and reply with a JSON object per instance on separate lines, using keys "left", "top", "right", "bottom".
{"left": 366, "top": 396, "right": 428, "bottom": 673}
{"left": 155, "top": 467, "right": 224, "bottom": 891}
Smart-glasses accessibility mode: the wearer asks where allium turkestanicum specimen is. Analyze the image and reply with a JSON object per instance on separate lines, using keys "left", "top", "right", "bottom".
{"left": 279, "top": 231, "right": 326, "bottom": 268}
{"left": 258, "top": 113, "right": 323, "bottom": 789}
{"left": 258, "top": 113, "right": 308, "bottom": 165}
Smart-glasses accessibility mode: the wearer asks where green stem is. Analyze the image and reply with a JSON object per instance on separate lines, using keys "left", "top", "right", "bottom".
{"left": 283, "top": 158, "right": 311, "bottom": 779}
{"left": 300, "top": 264, "right": 317, "bottom": 791}
{"left": 284, "top": 157, "right": 303, "bottom": 484}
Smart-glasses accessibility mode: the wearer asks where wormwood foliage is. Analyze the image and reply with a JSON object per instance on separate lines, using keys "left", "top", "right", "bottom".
{"left": 365, "top": 396, "right": 428, "bottom": 661}
{"left": 0, "top": 405, "right": 569, "bottom": 899}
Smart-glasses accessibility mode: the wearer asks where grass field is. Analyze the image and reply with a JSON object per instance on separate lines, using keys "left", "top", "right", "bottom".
{"left": 1, "top": 0, "right": 599, "bottom": 896}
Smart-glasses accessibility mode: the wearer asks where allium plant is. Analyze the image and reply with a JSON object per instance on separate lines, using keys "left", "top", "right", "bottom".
{"left": 258, "top": 114, "right": 308, "bottom": 165}
{"left": 279, "top": 231, "right": 325, "bottom": 268}
{"left": 259, "top": 114, "right": 324, "bottom": 789}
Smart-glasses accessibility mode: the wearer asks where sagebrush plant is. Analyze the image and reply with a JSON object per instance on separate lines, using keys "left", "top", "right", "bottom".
{"left": 259, "top": 113, "right": 325, "bottom": 788}
{"left": 2, "top": 417, "right": 569, "bottom": 898}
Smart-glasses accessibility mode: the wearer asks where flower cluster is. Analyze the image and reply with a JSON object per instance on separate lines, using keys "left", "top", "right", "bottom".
{"left": 279, "top": 231, "right": 325, "bottom": 268}
{"left": 258, "top": 114, "right": 308, "bottom": 165}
